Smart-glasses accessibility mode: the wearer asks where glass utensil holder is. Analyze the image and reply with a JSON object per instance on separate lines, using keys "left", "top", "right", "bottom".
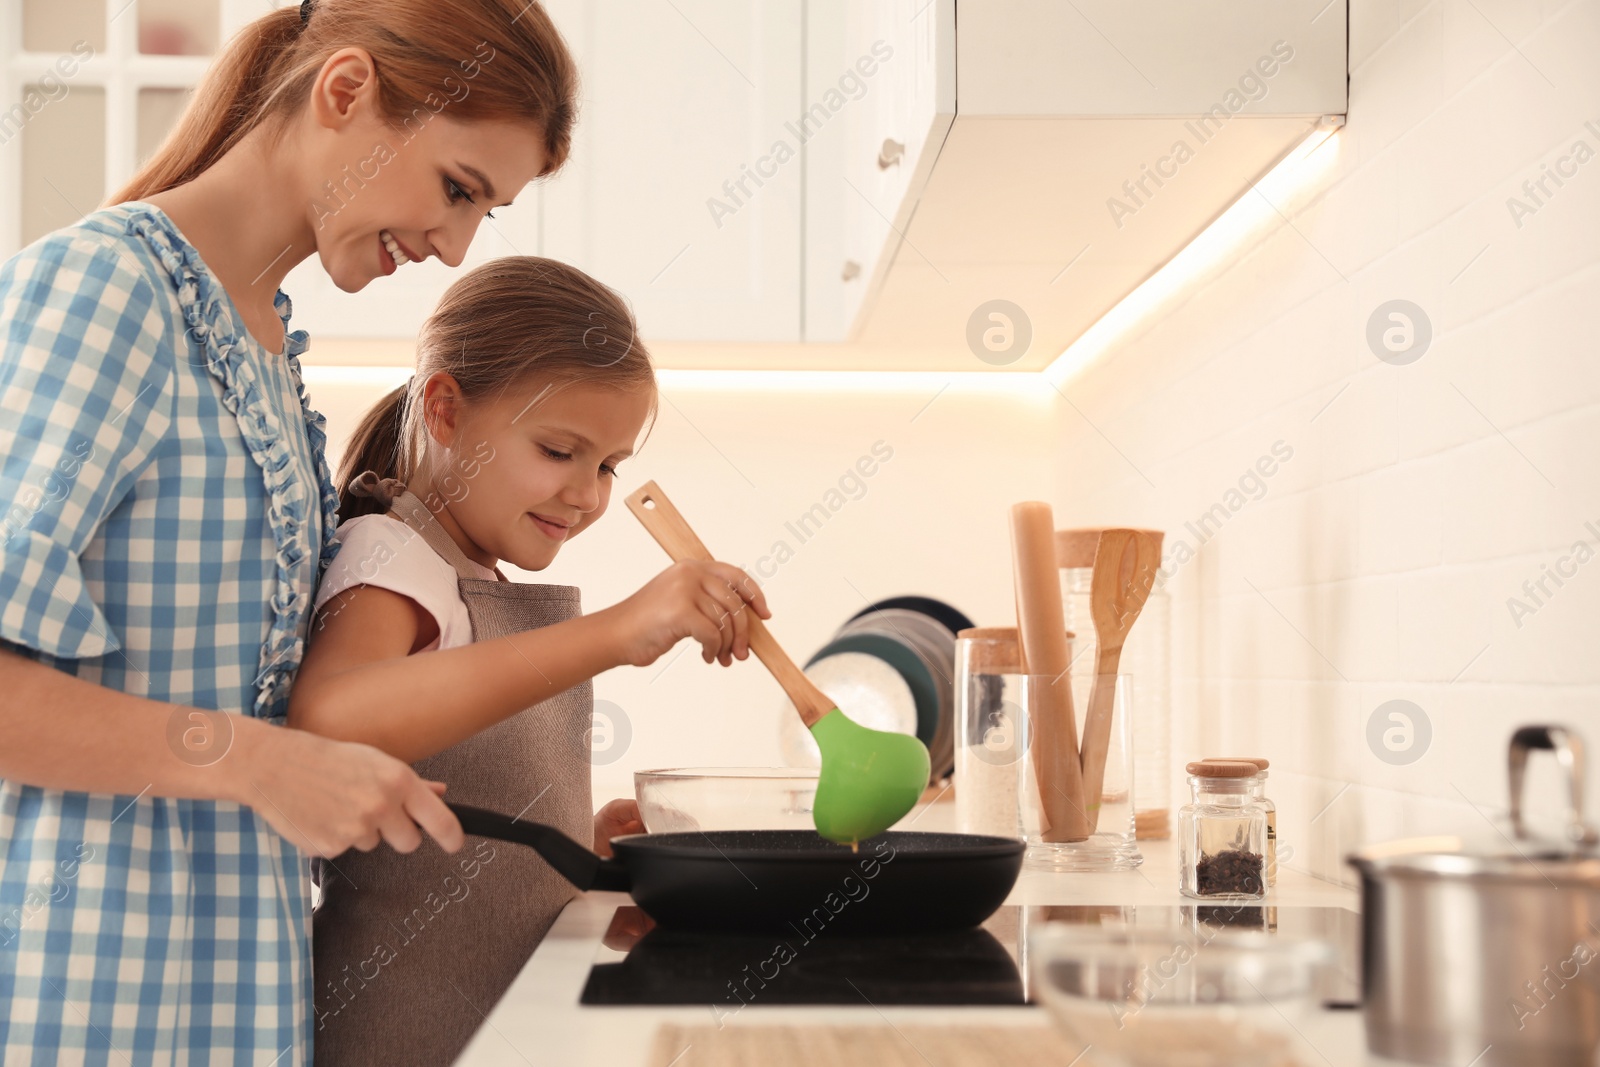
{"left": 1025, "top": 671, "right": 1141, "bottom": 871}
{"left": 955, "top": 628, "right": 1141, "bottom": 871}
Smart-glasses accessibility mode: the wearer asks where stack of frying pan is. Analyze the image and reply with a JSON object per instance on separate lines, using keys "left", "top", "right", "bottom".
{"left": 778, "top": 595, "right": 973, "bottom": 785}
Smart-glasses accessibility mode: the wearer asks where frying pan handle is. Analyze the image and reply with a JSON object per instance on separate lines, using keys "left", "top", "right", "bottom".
{"left": 448, "top": 803, "right": 632, "bottom": 892}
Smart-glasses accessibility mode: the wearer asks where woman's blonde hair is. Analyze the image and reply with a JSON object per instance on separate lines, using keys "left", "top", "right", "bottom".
{"left": 111, "top": 0, "right": 577, "bottom": 203}
{"left": 335, "top": 257, "right": 658, "bottom": 519}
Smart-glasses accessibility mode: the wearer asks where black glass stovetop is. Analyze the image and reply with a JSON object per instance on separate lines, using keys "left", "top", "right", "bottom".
{"left": 579, "top": 903, "right": 1361, "bottom": 1008}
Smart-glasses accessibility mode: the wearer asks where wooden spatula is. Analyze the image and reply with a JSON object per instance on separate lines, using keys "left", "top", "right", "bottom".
{"left": 625, "top": 481, "right": 929, "bottom": 845}
{"left": 1079, "top": 529, "right": 1163, "bottom": 832}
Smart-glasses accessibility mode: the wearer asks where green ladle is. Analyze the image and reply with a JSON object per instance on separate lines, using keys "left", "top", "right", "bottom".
{"left": 625, "top": 481, "right": 930, "bottom": 844}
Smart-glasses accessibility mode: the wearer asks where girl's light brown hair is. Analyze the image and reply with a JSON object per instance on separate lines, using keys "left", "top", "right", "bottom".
{"left": 110, "top": 0, "right": 577, "bottom": 204}
{"left": 335, "top": 257, "right": 658, "bottom": 519}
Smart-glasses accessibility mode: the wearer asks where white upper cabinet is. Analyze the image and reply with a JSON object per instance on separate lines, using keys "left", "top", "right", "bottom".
{"left": 540, "top": 0, "right": 804, "bottom": 343}
{"left": 284, "top": 0, "right": 1347, "bottom": 369}
{"left": 287, "top": 0, "right": 804, "bottom": 344}
{"left": 812, "top": 0, "right": 1348, "bottom": 369}
{"left": 802, "top": 0, "right": 953, "bottom": 343}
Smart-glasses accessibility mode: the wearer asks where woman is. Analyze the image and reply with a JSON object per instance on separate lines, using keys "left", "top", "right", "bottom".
{"left": 0, "top": 1, "right": 580, "bottom": 1062}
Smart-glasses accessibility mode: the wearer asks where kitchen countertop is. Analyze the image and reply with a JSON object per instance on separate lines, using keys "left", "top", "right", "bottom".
{"left": 455, "top": 805, "right": 1396, "bottom": 1067}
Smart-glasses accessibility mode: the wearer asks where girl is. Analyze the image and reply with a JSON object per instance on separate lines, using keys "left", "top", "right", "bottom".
{"left": 0, "top": 1, "right": 586, "bottom": 1062}
{"left": 288, "top": 256, "right": 768, "bottom": 1065}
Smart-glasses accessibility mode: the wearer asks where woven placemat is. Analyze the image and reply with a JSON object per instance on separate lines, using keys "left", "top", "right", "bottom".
{"left": 647, "top": 1023, "right": 1087, "bottom": 1067}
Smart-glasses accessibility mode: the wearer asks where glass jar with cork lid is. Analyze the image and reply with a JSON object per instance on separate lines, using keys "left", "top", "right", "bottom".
{"left": 1179, "top": 760, "right": 1268, "bottom": 900}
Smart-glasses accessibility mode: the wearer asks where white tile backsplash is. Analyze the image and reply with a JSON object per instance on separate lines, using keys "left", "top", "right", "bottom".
{"left": 1051, "top": 0, "right": 1600, "bottom": 885}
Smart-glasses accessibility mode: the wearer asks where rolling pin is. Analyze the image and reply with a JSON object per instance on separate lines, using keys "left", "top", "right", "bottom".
{"left": 1010, "top": 501, "right": 1090, "bottom": 842}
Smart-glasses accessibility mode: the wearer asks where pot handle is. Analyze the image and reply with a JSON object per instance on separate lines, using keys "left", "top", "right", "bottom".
{"left": 1508, "top": 726, "right": 1600, "bottom": 846}
{"left": 448, "top": 802, "right": 633, "bottom": 892}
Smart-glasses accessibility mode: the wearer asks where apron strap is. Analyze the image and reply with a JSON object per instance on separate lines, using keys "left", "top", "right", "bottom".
{"left": 388, "top": 490, "right": 486, "bottom": 582}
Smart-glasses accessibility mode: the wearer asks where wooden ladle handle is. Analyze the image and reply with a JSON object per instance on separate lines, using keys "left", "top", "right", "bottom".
{"left": 624, "top": 481, "right": 835, "bottom": 728}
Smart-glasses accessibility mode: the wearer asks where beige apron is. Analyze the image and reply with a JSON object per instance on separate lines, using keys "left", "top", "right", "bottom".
{"left": 312, "top": 487, "right": 594, "bottom": 1066}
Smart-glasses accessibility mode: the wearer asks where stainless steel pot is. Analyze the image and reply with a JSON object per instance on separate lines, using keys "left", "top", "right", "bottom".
{"left": 1350, "top": 725, "right": 1600, "bottom": 1067}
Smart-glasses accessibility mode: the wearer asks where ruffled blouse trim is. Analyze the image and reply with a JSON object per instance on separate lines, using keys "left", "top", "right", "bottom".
{"left": 123, "top": 205, "right": 341, "bottom": 717}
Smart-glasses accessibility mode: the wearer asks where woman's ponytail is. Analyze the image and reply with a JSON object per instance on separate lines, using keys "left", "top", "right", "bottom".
{"left": 110, "top": 0, "right": 581, "bottom": 207}
{"left": 110, "top": 7, "right": 304, "bottom": 204}
{"left": 334, "top": 382, "right": 411, "bottom": 519}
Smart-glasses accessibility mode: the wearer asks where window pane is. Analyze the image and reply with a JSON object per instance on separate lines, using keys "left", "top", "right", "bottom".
{"left": 21, "top": 85, "right": 105, "bottom": 246}
{"left": 23, "top": 0, "right": 106, "bottom": 54}
{"left": 138, "top": 88, "right": 192, "bottom": 165}
{"left": 139, "top": 0, "right": 220, "bottom": 56}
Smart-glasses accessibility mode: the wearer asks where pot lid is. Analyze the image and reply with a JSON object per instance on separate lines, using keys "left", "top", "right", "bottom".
{"left": 1349, "top": 725, "right": 1600, "bottom": 887}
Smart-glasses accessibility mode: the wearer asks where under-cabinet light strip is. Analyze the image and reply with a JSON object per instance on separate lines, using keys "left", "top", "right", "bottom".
{"left": 1041, "top": 118, "right": 1344, "bottom": 390}
{"left": 300, "top": 364, "right": 1054, "bottom": 398}
{"left": 304, "top": 120, "right": 1341, "bottom": 395}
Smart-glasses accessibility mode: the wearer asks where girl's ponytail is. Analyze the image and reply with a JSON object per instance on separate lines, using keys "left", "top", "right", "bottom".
{"left": 334, "top": 382, "right": 410, "bottom": 519}
{"left": 110, "top": 7, "right": 303, "bottom": 204}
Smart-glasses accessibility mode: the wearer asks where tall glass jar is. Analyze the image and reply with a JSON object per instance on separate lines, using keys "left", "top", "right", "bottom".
{"left": 953, "top": 628, "right": 1028, "bottom": 838}
{"left": 1179, "top": 760, "right": 1267, "bottom": 900}
{"left": 1057, "top": 529, "right": 1172, "bottom": 839}
{"left": 1220, "top": 757, "right": 1276, "bottom": 886}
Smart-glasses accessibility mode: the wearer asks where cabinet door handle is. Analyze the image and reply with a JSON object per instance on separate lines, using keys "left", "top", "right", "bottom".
{"left": 841, "top": 260, "right": 862, "bottom": 282}
{"left": 877, "top": 138, "right": 905, "bottom": 169}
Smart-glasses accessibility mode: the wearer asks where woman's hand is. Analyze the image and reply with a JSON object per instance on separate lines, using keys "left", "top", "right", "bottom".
{"left": 605, "top": 560, "right": 771, "bottom": 668}
{"left": 230, "top": 719, "right": 464, "bottom": 858}
{"left": 593, "top": 797, "right": 645, "bottom": 857}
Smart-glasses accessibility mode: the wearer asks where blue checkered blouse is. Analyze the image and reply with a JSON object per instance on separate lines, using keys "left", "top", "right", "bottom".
{"left": 0, "top": 202, "right": 340, "bottom": 1064}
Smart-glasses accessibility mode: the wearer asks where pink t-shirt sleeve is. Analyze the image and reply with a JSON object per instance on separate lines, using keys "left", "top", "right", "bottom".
{"left": 314, "top": 513, "right": 475, "bottom": 651}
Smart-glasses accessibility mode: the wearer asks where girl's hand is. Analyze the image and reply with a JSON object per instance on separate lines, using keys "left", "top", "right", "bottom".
{"left": 232, "top": 720, "right": 464, "bottom": 858}
{"left": 607, "top": 560, "right": 771, "bottom": 668}
{"left": 593, "top": 797, "right": 645, "bottom": 857}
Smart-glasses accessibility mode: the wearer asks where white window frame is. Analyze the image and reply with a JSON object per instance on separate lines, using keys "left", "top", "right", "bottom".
{"left": 0, "top": 0, "right": 282, "bottom": 258}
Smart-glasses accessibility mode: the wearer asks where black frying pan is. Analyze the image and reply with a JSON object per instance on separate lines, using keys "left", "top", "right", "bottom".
{"left": 447, "top": 803, "right": 1024, "bottom": 934}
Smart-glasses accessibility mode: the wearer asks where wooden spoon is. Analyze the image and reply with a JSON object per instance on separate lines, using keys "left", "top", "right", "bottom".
{"left": 625, "top": 481, "right": 929, "bottom": 845}
{"left": 1010, "top": 502, "right": 1090, "bottom": 842}
{"left": 1079, "top": 529, "right": 1163, "bottom": 832}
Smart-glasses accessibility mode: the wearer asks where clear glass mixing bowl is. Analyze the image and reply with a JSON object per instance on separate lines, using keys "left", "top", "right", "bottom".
{"left": 1030, "top": 924, "right": 1331, "bottom": 1067}
{"left": 633, "top": 767, "right": 821, "bottom": 833}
